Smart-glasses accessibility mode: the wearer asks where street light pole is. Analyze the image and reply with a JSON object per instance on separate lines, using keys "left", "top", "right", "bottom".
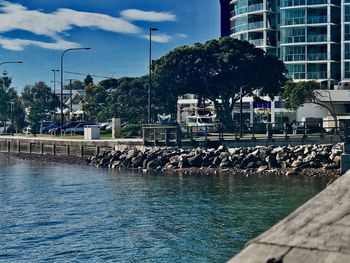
{"left": 148, "top": 27, "right": 159, "bottom": 124}
{"left": 60, "top": 48, "right": 91, "bottom": 132}
{"left": 51, "top": 69, "right": 59, "bottom": 94}
{"left": 0, "top": 61, "right": 23, "bottom": 67}
{"left": 240, "top": 86, "right": 243, "bottom": 138}
{"left": 10, "top": 101, "right": 14, "bottom": 136}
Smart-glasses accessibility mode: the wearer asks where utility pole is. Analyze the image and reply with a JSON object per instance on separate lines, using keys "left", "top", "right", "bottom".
{"left": 51, "top": 69, "right": 59, "bottom": 94}
{"left": 10, "top": 101, "right": 14, "bottom": 136}
{"left": 148, "top": 27, "right": 159, "bottom": 124}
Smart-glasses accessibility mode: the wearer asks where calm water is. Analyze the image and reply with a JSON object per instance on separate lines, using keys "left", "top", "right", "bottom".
{"left": 0, "top": 158, "right": 327, "bottom": 263}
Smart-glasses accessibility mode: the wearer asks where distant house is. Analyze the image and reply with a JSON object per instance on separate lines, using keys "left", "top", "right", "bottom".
{"left": 54, "top": 89, "right": 85, "bottom": 119}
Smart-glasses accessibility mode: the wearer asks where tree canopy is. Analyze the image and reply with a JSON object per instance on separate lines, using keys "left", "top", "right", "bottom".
{"left": 82, "top": 83, "right": 108, "bottom": 122}
{"left": 0, "top": 72, "right": 17, "bottom": 126}
{"left": 281, "top": 80, "right": 337, "bottom": 124}
{"left": 21, "top": 81, "right": 59, "bottom": 129}
{"left": 153, "top": 37, "right": 287, "bottom": 130}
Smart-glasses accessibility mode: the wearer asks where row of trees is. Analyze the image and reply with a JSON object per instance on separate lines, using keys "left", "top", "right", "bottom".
{"left": 1, "top": 37, "right": 332, "bottom": 134}
{"left": 82, "top": 76, "right": 176, "bottom": 123}
{"left": 0, "top": 73, "right": 60, "bottom": 132}
{"left": 152, "top": 37, "right": 333, "bottom": 131}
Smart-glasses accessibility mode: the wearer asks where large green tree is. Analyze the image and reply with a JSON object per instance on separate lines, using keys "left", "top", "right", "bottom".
{"left": 104, "top": 76, "right": 177, "bottom": 123}
{"left": 107, "top": 77, "right": 148, "bottom": 123}
{"left": 0, "top": 73, "right": 23, "bottom": 130}
{"left": 281, "top": 80, "right": 337, "bottom": 128}
{"left": 21, "top": 81, "right": 59, "bottom": 131}
{"left": 153, "top": 37, "right": 287, "bottom": 131}
{"left": 82, "top": 84, "right": 108, "bottom": 122}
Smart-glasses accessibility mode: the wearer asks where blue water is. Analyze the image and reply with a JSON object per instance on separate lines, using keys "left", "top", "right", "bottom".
{"left": 0, "top": 158, "right": 327, "bottom": 262}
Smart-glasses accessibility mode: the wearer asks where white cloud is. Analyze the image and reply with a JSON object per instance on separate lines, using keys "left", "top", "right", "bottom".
{"left": 176, "top": 33, "right": 188, "bottom": 38}
{"left": 0, "top": 1, "right": 176, "bottom": 51}
{"left": 141, "top": 33, "right": 173, "bottom": 43}
{"left": 121, "top": 9, "right": 176, "bottom": 22}
{"left": 0, "top": 37, "right": 81, "bottom": 51}
{"left": 0, "top": 1, "right": 140, "bottom": 37}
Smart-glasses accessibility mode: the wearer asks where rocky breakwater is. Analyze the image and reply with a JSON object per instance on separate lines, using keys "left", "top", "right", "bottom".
{"left": 86, "top": 144, "right": 343, "bottom": 177}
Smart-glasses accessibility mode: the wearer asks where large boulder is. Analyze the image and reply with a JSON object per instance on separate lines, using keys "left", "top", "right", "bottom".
{"left": 169, "top": 155, "right": 181, "bottom": 165}
{"left": 147, "top": 157, "right": 163, "bottom": 170}
{"left": 188, "top": 155, "right": 203, "bottom": 167}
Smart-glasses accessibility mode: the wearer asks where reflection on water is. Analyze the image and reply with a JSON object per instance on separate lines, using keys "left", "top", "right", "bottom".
{"left": 0, "top": 158, "right": 327, "bottom": 262}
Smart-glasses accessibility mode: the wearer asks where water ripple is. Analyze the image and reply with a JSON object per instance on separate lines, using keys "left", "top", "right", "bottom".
{"left": 0, "top": 158, "right": 327, "bottom": 262}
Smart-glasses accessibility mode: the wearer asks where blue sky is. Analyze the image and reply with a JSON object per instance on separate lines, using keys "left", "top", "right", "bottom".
{"left": 0, "top": 0, "right": 220, "bottom": 90}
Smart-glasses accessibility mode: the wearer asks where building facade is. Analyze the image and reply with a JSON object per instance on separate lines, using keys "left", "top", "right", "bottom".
{"left": 225, "top": 0, "right": 345, "bottom": 88}
{"left": 219, "top": 0, "right": 350, "bottom": 123}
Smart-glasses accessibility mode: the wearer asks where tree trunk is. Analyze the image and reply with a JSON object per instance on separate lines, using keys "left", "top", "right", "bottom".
{"left": 213, "top": 99, "right": 235, "bottom": 132}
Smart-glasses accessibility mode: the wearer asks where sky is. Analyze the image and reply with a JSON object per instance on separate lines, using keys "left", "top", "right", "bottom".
{"left": 0, "top": 0, "right": 220, "bottom": 90}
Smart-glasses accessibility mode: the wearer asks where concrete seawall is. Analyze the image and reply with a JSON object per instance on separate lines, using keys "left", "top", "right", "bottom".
{"left": 227, "top": 171, "right": 350, "bottom": 263}
{"left": 0, "top": 136, "right": 143, "bottom": 157}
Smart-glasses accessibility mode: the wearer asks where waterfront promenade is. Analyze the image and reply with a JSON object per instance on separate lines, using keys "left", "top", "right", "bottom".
{"left": 228, "top": 171, "right": 350, "bottom": 262}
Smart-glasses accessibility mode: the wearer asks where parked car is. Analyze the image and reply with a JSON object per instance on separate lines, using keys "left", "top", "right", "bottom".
{"left": 65, "top": 122, "right": 95, "bottom": 135}
{"left": 40, "top": 121, "right": 58, "bottom": 133}
{"left": 0, "top": 125, "right": 13, "bottom": 134}
{"left": 99, "top": 119, "right": 112, "bottom": 131}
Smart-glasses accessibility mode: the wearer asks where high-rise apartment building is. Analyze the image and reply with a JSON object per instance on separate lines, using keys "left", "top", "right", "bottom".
{"left": 225, "top": 0, "right": 345, "bottom": 88}
{"left": 219, "top": 0, "right": 350, "bottom": 123}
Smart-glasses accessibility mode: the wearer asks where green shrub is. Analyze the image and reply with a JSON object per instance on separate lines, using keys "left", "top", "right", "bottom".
{"left": 121, "top": 124, "right": 141, "bottom": 138}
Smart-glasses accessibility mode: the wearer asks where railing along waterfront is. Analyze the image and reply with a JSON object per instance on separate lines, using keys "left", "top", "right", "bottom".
{"left": 178, "top": 119, "right": 342, "bottom": 147}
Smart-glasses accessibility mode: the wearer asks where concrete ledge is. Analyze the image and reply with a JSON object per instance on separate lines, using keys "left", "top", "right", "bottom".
{"left": 227, "top": 171, "right": 350, "bottom": 263}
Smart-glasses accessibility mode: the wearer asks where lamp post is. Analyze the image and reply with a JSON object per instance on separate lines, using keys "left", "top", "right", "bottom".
{"left": 148, "top": 27, "right": 159, "bottom": 124}
{"left": 51, "top": 69, "right": 59, "bottom": 94}
{"left": 60, "top": 48, "right": 91, "bottom": 132}
{"left": 240, "top": 86, "right": 243, "bottom": 138}
{"left": 0, "top": 61, "right": 23, "bottom": 67}
{"left": 10, "top": 101, "right": 14, "bottom": 136}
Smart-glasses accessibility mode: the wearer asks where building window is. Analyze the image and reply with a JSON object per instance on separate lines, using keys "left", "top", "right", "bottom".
{"left": 345, "top": 6, "right": 350, "bottom": 22}
{"left": 275, "top": 101, "right": 286, "bottom": 108}
{"left": 286, "top": 64, "right": 306, "bottom": 79}
{"left": 282, "top": 46, "right": 306, "bottom": 61}
{"left": 307, "top": 64, "right": 327, "bottom": 79}
{"left": 345, "top": 62, "right": 350, "bottom": 78}
{"left": 281, "top": 9, "right": 306, "bottom": 26}
{"left": 345, "top": 43, "right": 350, "bottom": 60}
{"left": 281, "top": 27, "right": 305, "bottom": 43}
{"left": 345, "top": 25, "right": 350, "bottom": 41}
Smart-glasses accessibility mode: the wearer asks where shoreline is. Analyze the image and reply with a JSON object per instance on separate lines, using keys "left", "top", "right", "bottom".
{"left": 0, "top": 152, "right": 86, "bottom": 166}
{"left": 0, "top": 151, "right": 341, "bottom": 180}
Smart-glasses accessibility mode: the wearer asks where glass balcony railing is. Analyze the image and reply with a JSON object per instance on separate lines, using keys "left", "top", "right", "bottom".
{"left": 307, "top": 53, "right": 328, "bottom": 60}
{"left": 249, "top": 39, "right": 264, "bottom": 46}
{"left": 308, "top": 0, "right": 328, "bottom": 5}
{"left": 307, "top": 71, "right": 327, "bottom": 79}
{"left": 282, "top": 36, "right": 306, "bottom": 44}
{"left": 282, "top": 18, "right": 306, "bottom": 26}
{"left": 307, "top": 16, "right": 327, "bottom": 24}
{"left": 288, "top": 72, "right": 306, "bottom": 79}
{"left": 281, "top": 0, "right": 305, "bottom": 7}
{"left": 284, "top": 54, "right": 306, "bottom": 61}
{"left": 248, "top": 3, "right": 264, "bottom": 13}
{"left": 233, "top": 4, "right": 265, "bottom": 16}
{"left": 232, "top": 24, "right": 248, "bottom": 33}
{"left": 232, "top": 7, "right": 247, "bottom": 16}
{"left": 307, "top": 34, "right": 327, "bottom": 42}
{"left": 248, "top": 21, "right": 264, "bottom": 30}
